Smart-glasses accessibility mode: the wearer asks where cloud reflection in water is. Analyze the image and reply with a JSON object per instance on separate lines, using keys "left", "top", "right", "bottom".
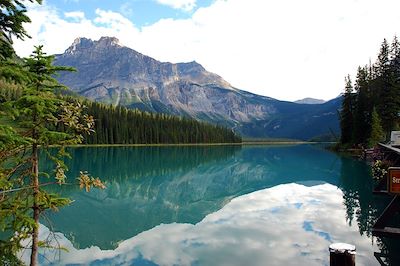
{"left": 28, "top": 183, "right": 377, "bottom": 266}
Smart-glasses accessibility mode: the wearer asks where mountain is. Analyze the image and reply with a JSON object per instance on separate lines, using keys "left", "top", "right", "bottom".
{"left": 55, "top": 37, "right": 341, "bottom": 140}
{"left": 294, "top": 98, "right": 326, "bottom": 104}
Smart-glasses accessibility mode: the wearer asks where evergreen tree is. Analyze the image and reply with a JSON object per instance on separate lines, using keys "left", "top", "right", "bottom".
{"left": 388, "top": 36, "right": 400, "bottom": 131}
{"left": 375, "top": 39, "right": 391, "bottom": 78}
{"left": 80, "top": 101, "right": 241, "bottom": 145}
{"left": 1, "top": 0, "right": 41, "bottom": 55}
{"left": 353, "top": 66, "right": 371, "bottom": 144}
{"left": 375, "top": 38, "right": 397, "bottom": 139}
{"left": 340, "top": 75, "right": 354, "bottom": 144}
{"left": 390, "top": 35, "right": 400, "bottom": 73}
{"left": 342, "top": 36, "right": 400, "bottom": 147}
{"left": 0, "top": 46, "right": 105, "bottom": 266}
{"left": 368, "top": 107, "right": 384, "bottom": 147}
{"left": 1, "top": 0, "right": 41, "bottom": 82}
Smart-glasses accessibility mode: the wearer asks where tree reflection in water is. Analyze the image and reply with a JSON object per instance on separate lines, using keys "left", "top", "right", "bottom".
{"left": 34, "top": 145, "right": 400, "bottom": 265}
{"left": 339, "top": 156, "right": 400, "bottom": 265}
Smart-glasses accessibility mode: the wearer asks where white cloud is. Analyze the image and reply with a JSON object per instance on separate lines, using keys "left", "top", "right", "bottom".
{"left": 13, "top": 4, "right": 140, "bottom": 57}
{"left": 155, "top": 0, "right": 196, "bottom": 12}
{"left": 13, "top": 0, "right": 400, "bottom": 101}
{"left": 64, "top": 11, "right": 85, "bottom": 21}
{"left": 19, "top": 184, "right": 377, "bottom": 265}
{"left": 94, "top": 8, "right": 137, "bottom": 30}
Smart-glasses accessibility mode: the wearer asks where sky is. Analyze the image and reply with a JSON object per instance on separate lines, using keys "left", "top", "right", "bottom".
{"left": 13, "top": 0, "right": 400, "bottom": 101}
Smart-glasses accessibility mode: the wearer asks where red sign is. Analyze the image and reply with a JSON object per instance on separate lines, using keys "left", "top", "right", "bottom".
{"left": 389, "top": 168, "right": 400, "bottom": 194}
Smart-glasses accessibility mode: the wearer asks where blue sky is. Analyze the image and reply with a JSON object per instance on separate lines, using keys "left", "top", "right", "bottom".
{"left": 53, "top": 0, "right": 214, "bottom": 27}
{"left": 14, "top": 0, "right": 400, "bottom": 101}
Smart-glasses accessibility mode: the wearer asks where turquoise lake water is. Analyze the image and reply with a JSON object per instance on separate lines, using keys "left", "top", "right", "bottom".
{"left": 26, "top": 145, "right": 400, "bottom": 265}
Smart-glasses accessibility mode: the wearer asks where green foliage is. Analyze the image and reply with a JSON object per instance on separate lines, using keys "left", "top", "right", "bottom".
{"left": 79, "top": 101, "right": 242, "bottom": 144}
{"left": 340, "top": 36, "right": 400, "bottom": 146}
{"left": 0, "top": 1, "right": 105, "bottom": 264}
{"left": 371, "top": 160, "right": 388, "bottom": 181}
{"left": 0, "top": 78, "right": 22, "bottom": 101}
{"left": 368, "top": 108, "right": 385, "bottom": 147}
{"left": 353, "top": 66, "right": 372, "bottom": 144}
{"left": 78, "top": 171, "right": 106, "bottom": 192}
{"left": 340, "top": 75, "right": 354, "bottom": 144}
{"left": 0, "top": 0, "right": 42, "bottom": 84}
{"left": 0, "top": 245, "right": 24, "bottom": 266}
{"left": 0, "top": 46, "right": 104, "bottom": 265}
{"left": 0, "top": 0, "right": 42, "bottom": 58}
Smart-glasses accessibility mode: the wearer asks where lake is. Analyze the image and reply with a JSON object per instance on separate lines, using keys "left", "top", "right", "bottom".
{"left": 23, "top": 144, "right": 399, "bottom": 265}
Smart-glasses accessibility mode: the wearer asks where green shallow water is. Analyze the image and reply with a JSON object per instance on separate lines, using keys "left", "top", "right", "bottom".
{"left": 28, "top": 144, "right": 399, "bottom": 265}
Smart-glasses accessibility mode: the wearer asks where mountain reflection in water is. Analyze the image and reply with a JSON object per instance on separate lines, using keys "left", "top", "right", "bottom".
{"left": 31, "top": 145, "right": 399, "bottom": 265}
{"left": 42, "top": 145, "right": 343, "bottom": 250}
{"left": 30, "top": 184, "right": 376, "bottom": 266}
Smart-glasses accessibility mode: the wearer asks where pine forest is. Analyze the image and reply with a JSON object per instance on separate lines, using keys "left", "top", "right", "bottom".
{"left": 80, "top": 101, "right": 242, "bottom": 144}
{"left": 340, "top": 36, "right": 400, "bottom": 147}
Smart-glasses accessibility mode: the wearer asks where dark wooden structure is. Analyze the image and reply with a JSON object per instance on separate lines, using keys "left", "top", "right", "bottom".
{"left": 329, "top": 243, "right": 356, "bottom": 266}
{"left": 372, "top": 144, "right": 400, "bottom": 238}
{"left": 372, "top": 195, "right": 400, "bottom": 238}
{"left": 377, "top": 143, "right": 400, "bottom": 165}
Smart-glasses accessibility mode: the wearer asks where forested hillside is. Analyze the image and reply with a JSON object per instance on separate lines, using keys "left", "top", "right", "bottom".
{"left": 0, "top": 85, "right": 241, "bottom": 144}
{"left": 81, "top": 101, "right": 242, "bottom": 144}
{"left": 340, "top": 36, "right": 400, "bottom": 147}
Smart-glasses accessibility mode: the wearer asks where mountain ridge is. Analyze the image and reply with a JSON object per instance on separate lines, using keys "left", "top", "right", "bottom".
{"left": 55, "top": 36, "right": 341, "bottom": 140}
{"left": 294, "top": 98, "right": 326, "bottom": 104}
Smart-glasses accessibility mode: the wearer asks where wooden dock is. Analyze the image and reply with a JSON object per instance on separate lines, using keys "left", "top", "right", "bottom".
{"left": 376, "top": 143, "right": 400, "bottom": 166}
{"left": 372, "top": 195, "right": 400, "bottom": 238}
{"left": 378, "top": 143, "right": 400, "bottom": 156}
{"left": 372, "top": 144, "right": 400, "bottom": 238}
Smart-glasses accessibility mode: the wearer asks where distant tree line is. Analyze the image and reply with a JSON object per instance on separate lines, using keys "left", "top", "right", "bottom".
{"left": 76, "top": 101, "right": 242, "bottom": 144}
{"left": 0, "top": 86, "right": 242, "bottom": 144}
{"left": 340, "top": 36, "right": 400, "bottom": 147}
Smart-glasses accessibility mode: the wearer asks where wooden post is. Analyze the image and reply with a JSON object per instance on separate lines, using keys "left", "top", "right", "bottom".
{"left": 329, "top": 243, "right": 356, "bottom": 266}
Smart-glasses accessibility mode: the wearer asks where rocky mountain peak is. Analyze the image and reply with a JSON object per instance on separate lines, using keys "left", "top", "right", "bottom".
{"left": 97, "top": 36, "right": 122, "bottom": 47}
{"left": 177, "top": 61, "right": 205, "bottom": 72}
{"left": 65, "top": 37, "right": 93, "bottom": 54}
{"left": 64, "top": 36, "right": 123, "bottom": 55}
{"left": 55, "top": 37, "right": 341, "bottom": 140}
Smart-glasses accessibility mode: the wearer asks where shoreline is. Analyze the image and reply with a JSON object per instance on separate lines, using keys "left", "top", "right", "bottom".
{"left": 49, "top": 141, "right": 335, "bottom": 148}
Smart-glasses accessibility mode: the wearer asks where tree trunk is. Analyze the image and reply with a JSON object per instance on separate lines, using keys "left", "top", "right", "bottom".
{"left": 30, "top": 143, "right": 39, "bottom": 266}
